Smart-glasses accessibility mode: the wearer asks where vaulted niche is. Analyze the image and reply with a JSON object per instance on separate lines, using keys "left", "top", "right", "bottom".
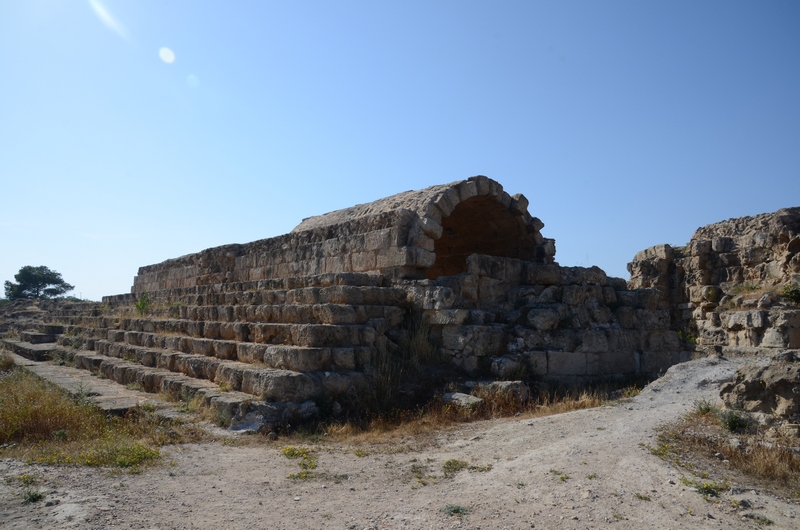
{"left": 426, "top": 195, "right": 529, "bottom": 279}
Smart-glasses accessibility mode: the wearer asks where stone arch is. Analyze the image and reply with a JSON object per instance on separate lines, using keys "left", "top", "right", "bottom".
{"left": 288, "top": 175, "right": 553, "bottom": 281}
{"left": 426, "top": 195, "right": 530, "bottom": 278}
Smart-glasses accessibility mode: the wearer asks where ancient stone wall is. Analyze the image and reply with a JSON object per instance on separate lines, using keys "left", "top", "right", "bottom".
{"left": 408, "top": 254, "right": 683, "bottom": 383}
{"left": 3, "top": 176, "right": 711, "bottom": 430}
{"left": 131, "top": 176, "right": 554, "bottom": 293}
{"left": 628, "top": 207, "right": 800, "bottom": 351}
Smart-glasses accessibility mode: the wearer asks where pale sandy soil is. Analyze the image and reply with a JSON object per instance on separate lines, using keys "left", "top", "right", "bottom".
{"left": 2, "top": 356, "right": 798, "bottom": 530}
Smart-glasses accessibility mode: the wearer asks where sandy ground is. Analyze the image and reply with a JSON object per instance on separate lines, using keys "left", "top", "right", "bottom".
{"left": 2, "top": 355, "right": 799, "bottom": 530}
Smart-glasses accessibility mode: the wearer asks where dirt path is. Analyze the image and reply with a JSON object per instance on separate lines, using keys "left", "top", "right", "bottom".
{"left": 2, "top": 356, "right": 798, "bottom": 529}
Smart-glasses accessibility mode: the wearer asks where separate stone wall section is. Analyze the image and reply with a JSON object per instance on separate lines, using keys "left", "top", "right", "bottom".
{"left": 628, "top": 207, "right": 800, "bottom": 352}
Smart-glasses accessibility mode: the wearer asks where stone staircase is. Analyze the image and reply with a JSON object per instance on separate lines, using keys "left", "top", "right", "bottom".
{"left": 2, "top": 273, "right": 410, "bottom": 429}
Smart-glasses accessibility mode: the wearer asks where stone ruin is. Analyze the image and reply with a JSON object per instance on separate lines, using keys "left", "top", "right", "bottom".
{"left": 4, "top": 176, "right": 796, "bottom": 429}
{"left": 628, "top": 207, "right": 800, "bottom": 352}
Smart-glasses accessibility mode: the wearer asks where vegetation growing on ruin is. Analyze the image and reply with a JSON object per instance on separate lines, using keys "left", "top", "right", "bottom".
{"left": 0, "top": 359, "right": 207, "bottom": 470}
{"left": 649, "top": 400, "right": 800, "bottom": 497}
{"left": 783, "top": 283, "right": 800, "bottom": 305}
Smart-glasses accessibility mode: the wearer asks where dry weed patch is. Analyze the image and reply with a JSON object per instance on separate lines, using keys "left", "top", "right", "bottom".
{"left": 0, "top": 367, "right": 208, "bottom": 470}
{"left": 0, "top": 348, "right": 15, "bottom": 371}
{"left": 652, "top": 401, "right": 800, "bottom": 496}
{"left": 311, "top": 383, "right": 629, "bottom": 450}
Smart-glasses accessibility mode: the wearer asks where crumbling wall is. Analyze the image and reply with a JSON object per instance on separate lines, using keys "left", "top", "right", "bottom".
{"left": 628, "top": 207, "right": 800, "bottom": 351}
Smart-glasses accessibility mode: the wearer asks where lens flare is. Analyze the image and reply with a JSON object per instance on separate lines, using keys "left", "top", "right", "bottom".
{"left": 159, "top": 47, "right": 176, "bottom": 64}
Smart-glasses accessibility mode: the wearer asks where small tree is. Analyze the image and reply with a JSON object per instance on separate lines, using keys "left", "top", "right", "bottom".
{"left": 4, "top": 266, "right": 74, "bottom": 300}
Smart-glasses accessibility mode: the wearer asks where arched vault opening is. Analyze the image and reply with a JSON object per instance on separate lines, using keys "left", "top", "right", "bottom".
{"left": 426, "top": 195, "right": 533, "bottom": 279}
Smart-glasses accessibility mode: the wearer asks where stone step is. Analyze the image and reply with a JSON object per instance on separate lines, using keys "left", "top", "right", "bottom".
{"left": 19, "top": 331, "right": 57, "bottom": 344}
{"left": 71, "top": 352, "right": 256, "bottom": 419}
{"left": 7, "top": 351, "right": 159, "bottom": 415}
{"left": 93, "top": 338, "right": 369, "bottom": 373}
{"left": 75, "top": 347, "right": 353, "bottom": 402}
{"left": 1, "top": 338, "right": 61, "bottom": 362}
{"left": 37, "top": 324, "right": 65, "bottom": 334}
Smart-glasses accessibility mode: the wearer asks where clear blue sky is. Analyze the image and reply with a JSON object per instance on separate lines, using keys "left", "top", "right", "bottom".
{"left": 2, "top": 1, "right": 799, "bottom": 301}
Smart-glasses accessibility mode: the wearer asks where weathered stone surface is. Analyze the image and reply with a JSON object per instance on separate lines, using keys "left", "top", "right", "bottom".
{"left": 442, "top": 392, "right": 483, "bottom": 408}
{"left": 720, "top": 361, "right": 800, "bottom": 417}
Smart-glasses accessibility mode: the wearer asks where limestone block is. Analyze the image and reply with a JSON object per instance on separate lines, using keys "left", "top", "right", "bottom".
{"left": 633, "top": 244, "right": 673, "bottom": 262}
{"left": 313, "top": 304, "right": 358, "bottom": 325}
{"left": 237, "top": 343, "right": 266, "bottom": 364}
{"left": 639, "top": 350, "right": 677, "bottom": 375}
{"left": 545, "top": 329, "right": 580, "bottom": 352}
{"left": 527, "top": 351, "right": 548, "bottom": 376}
{"left": 712, "top": 237, "right": 735, "bottom": 253}
{"left": 442, "top": 325, "right": 472, "bottom": 351}
{"left": 423, "top": 286, "right": 455, "bottom": 310}
{"left": 466, "top": 254, "right": 524, "bottom": 282}
{"left": 483, "top": 380, "right": 531, "bottom": 401}
{"left": 376, "top": 247, "right": 435, "bottom": 269}
{"left": 409, "top": 232, "right": 435, "bottom": 252}
{"left": 601, "top": 286, "right": 618, "bottom": 306}
{"left": 423, "top": 309, "right": 469, "bottom": 326}
{"left": 419, "top": 217, "right": 443, "bottom": 239}
{"left": 434, "top": 187, "right": 460, "bottom": 217}
{"left": 689, "top": 239, "right": 712, "bottom": 256}
{"left": 241, "top": 370, "right": 320, "bottom": 402}
{"left": 364, "top": 228, "right": 399, "bottom": 251}
{"left": 333, "top": 348, "right": 356, "bottom": 370}
{"left": 538, "top": 285, "right": 562, "bottom": 303}
{"left": 761, "top": 328, "right": 787, "bottom": 348}
{"left": 191, "top": 338, "right": 214, "bottom": 356}
{"left": 635, "top": 288, "right": 666, "bottom": 310}
{"left": 646, "top": 331, "right": 680, "bottom": 352}
{"left": 214, "top": 341, "right": 238, "bottom": 360}
{"left": 562, "top": 286, "right": 586, "bottom": 306}
{"left": 721, "top": 310, "right": 767, "bottom": 331}
{"left": 548, "top": 351, "right": 587, "bottom": 376}
{"left": 587, "top": 350, "right": 636, "bottom": 375}
{"left": 522, "top": 329, "right": 546, "bottom": 350}
{"left": 455, "top": 180, "right": 478, "bottom": 202}
{"left": 510, "top": 194, "right": 529, "bottom": 216}
{"left": 577, "top": 331, "right": 609, "bottom": 353}
{"left": 469, "top": 174, "right": 492, "bottom": 195}
{"left": 589, "top": 307, "right": 613, "bottom": 326}
{"left": 527, "top": 308, "right": 559, "bottom": 331}
{"left": 263, "top": 345, "right": 331, "bottom": 371}
{"left": 472, "top": 326, "right": 504, "bottom": 356}
{"left": 215, "top": 364, "right": 244, "bottom": 391}
{"left": 478, "top": 277, "right": 513, "bottom": 304}
{"left": 443, "top": 392, "right": 483, "bottom": 408}
{"left": 605, "top": 329, "right": 643, "bottom": 352}
{"left": 321, "top": 372, "right": 350, "bottom": 395}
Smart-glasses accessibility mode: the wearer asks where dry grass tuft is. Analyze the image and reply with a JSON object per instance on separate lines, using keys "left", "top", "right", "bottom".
{"left": 0, "top": 367, "right": 208, "bottom": 469}
{"left": 0, "top": 348, "right": 14, "bottom": 372}
{"left": 654, "top": 402, "right": 800, "bottom": 495}
{"left": 317, "top": 385, "right": 614, "bottom": 449}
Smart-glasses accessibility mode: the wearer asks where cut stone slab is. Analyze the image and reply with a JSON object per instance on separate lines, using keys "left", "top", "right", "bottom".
{"left": 442, "top": 392, "right": 483, "bottom": 408}
{"left": 6, "top": 352, "right": 157, "bottom": 415}
{"left": 1, "top": 339, "right": 59, "bottom": 361}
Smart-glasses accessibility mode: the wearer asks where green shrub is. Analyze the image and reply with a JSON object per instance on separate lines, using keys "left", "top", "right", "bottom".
{"left": 134, "top": 293, "right": 151, "bottom": 316}
{"left": 783, "top": 283, "right": 800, "bottom": 305}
